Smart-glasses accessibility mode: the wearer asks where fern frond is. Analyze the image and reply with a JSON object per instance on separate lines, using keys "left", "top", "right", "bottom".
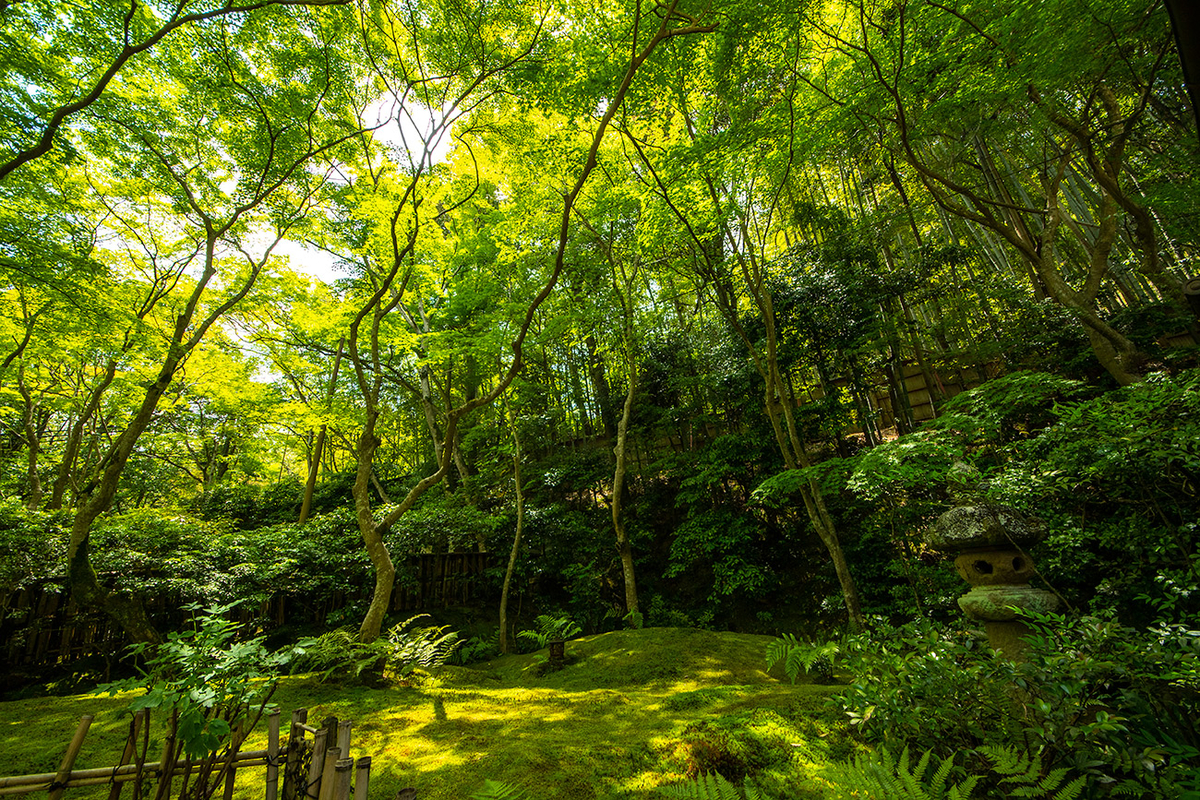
{"left": 979, "top": 745, "right": 1086, "bottom": 800}
{"left": 659, "top": 772, "right": 742, "bottom": 799}
{"left": 823, "top": 747, "right": 978, "bottom": 800}
{"left": 1051, "top": 776, "right": 1086, "bottom": 800}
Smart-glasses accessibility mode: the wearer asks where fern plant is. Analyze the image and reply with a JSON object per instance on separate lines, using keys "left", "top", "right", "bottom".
{"left": 823, "top": 746, "right": 1086, "bottom": 800}
{"left": 387, "top": 614, "right": 462, "bottom": 673}
{"left": 980, "top": 745, "right": 1086, "bottom": 800}
{"left": 658, "top": 773, "right": 768, "bottom": 800}
{"left": 764, "top": 634, "right": 840, "bottom": 684}
{"left": 823, "top": 746, "right": 977, "bottom": 800}
{"left": 291, "top": 627, "right": 386, "bottom": 683}
{"left": 516, "top": 614, "right": 582, "bottom": 650}
{"left": 293, "top": 614, "right": 461, "bottom": 682}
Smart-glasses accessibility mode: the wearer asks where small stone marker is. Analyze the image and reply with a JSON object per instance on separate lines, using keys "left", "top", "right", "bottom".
{"left": 927, "top": 503, "right": 1059, "bottom": 659}
{"left": 548, "top": 639, "right": 566, "bottom": 672}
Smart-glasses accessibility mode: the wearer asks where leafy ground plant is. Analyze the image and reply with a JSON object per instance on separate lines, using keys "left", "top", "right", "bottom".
{"left": 91, "top": 603, "right": 294, "bottom": 800}
{"left": 292, "top": 614, "right": 461, "bottom": 683}
{"left": 764, "top": 634, "right": 839, "bottom": 685}
{"left": 516, "top": 614, "right": 582, "bottom": 650}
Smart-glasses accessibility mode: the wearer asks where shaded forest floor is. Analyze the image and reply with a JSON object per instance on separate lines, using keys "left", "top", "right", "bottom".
{"left": 0, "top": 628, "right": 853, "bottom": 799}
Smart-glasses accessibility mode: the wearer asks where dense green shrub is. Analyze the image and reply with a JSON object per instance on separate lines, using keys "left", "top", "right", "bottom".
{"left": 188, "top": 479, "right": 304, "bottom": 529}
{"left": 389, "top": 493, "right": 501, "bottom": 552}
{"left": 0, "top": 500, "right": 67, "bottom": 599}
{"left": 90, "top": 509, "right": 223, "bottom": 601}
{"left": 987, "top": 370, "right": 1200, "bottom": 619}
{"left": 829, "top": 613, "right": 1200, "bottom": 797}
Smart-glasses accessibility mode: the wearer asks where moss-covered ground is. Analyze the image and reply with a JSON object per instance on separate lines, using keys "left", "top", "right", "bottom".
{"left": 0, "top": 628, "right": 854, "bottom": 799}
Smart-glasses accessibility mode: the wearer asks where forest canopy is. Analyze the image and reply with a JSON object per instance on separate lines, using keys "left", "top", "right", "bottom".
{"left": 0, "top": 0, "right": 1196, "bottom": 653}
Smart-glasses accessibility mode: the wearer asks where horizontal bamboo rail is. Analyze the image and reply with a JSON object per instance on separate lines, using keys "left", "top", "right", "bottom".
{"left": 0, "top": 709, "right": 370, "bottom": 800}
{"left": 0, "top": 751, "right": 271, "bottom": 795}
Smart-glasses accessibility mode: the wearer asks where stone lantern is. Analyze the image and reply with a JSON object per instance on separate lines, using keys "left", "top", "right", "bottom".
{"left": 927, "top": 504, "right": 1060, "bottom": 658}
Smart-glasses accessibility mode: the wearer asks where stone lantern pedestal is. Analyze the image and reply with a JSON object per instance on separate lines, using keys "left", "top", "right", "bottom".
{"left": 927, "top": 504, "right": 1059, "bottom": 659}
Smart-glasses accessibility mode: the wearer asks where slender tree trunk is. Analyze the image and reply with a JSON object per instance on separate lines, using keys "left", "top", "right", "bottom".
{"left": 499, "top": 398, "right": 524, "bottom": 654}
{"left": 354, "top": 411, "right": 395, "bottom": 642}
{"left": 68, "top": 361, "right": 180, "bottom": 644}
{"left": 17, "top": 367, "right": 42, "bottom": 511}
{"left": 299, "top": 338, "right": 344, "bottom": 524}
{"left": 612, "top": 366, "right": 639, "bottom": 617}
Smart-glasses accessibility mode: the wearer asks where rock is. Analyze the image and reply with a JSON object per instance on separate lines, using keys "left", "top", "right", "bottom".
{"left": 957, "top": 584, "right": 1060, "bottom": 621}
{"left": 926, "top": 504, "right": 1045, "bottom": 552}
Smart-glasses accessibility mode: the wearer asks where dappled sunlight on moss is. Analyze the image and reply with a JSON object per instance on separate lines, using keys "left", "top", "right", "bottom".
{"left": 0, "top": 628, "right": 848, "bottom": 800}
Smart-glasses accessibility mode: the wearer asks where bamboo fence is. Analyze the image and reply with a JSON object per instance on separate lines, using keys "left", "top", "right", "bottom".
{"left": 1, "top": 551, "right": 492, "bottom": 671}
{"left": 0, "top": 708, "right": 370, "bottom": 800}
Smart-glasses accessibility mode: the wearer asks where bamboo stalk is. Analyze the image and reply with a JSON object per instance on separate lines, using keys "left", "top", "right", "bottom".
{"left": 282, "top": 708, "right": 307, "bottom": 800}
{"left": 266, "top": 708, "right": 281, "bottom": 800}
{"left": 132, "top": 705, "right": 151, "bottom": 800}
{"left": 152, "top": 710, "right": 177, "bottom": 800}
{"left": 221, "top": 705, "right": 249, "bottom": 800}
{"left": 48, "top": 716, "right": 92, "bottom": 800}
{"left": 0, "top": 761, "right": 276, "bottom": 796}
{"left": 307, "top": 728, "right": 328, "bottom": 800}
{"left": 335, "top": 721, "right": 351, "bottom": 755}
{"left": 0, "top": 751, "right": 275, "bottom": 796}
{"left": 352, "top": 758, "right": 370, "bottom": 800}
{"left": 107, "top": 710, "right": 143, "bottom": 800}
{"left": 331, "top": 760, "right": 352, "bottom": 800}
{"left": 316, "top": 748, "right": 339, "bottom": 800}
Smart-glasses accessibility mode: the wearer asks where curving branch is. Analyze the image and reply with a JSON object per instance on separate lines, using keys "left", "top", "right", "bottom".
{"left": 0, "top": 0, "right": 352, "bottom": 182}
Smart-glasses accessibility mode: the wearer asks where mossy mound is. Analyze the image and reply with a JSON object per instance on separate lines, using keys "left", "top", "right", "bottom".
{"left": 456, "top": 627, "right": 785, "bottom": 692}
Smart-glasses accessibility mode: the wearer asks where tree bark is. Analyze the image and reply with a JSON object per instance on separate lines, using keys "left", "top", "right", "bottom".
{"left": 17, "top": 366, "right": 42, "bottom": 511}
{"left": 48, "top": 362, "right": 117, "bottom": 509}
{"left": 612, "top": 365, "right": 639, "bottom": 617}
{"left": 499, "top": 398, "right": 524, "bottom": 654}
{"left": 300, "top": 338, "right": 344, "bottom": 524}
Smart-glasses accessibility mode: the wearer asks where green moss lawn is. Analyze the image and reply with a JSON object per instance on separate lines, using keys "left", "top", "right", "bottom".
{"left": 1, "top": 629, "right": 853, "bottom": 799}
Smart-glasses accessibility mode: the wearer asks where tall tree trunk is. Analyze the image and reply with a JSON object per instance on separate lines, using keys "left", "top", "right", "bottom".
{"left": 69, "top": 357, "right": 183, "bottom": 644}
{"left": 354, "top": 411, "right": 395, "bottom": 643}
{"left": 499, "top": 397, "right": 524, "bottom": 654}
{"left": 299, "top": 338, "right": 344, "bottom": 524}
{"left": 612, "top": 366, "right": 639, "bottom": 618}
{"left": 17, "top": 366, "right": 42, "bottom": 511}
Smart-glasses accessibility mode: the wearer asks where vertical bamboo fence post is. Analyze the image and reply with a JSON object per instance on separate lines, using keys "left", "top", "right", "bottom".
{"left": 282, "top": 708, "right": 307, "bottom": 800}
{"left": 335, "top": 721, "right": 351, "bottom": 756}
{"left": 107, "top": 710, "right": 145, "bottom": 800}
{"left": 153, "top": 710, "right": 178, "bottom": 800}
{"left": 331, "top": 759, "right": 353, "bottom": 800}
{"left": 316, "top": 748, "right": 339, "bottom": 800}
{"left": 353, "top": 758, "right": 370, "bottom": 800}
{"left": 221, "top": 705, "right": 250, "bottom": 800}
{"left": 266, "top": 708, "right": 281, "bottom": 800}
{"left": 307, "top": 728, "right": 328, "bottom": 800}
{"left": 321, "top": 718, "right": 338, "bottom": 751}
{"left": 48, "top": 715, "right": 93, "bottom": 800}
{"left": 132, "top": 707, "right": 151, "bottom": 800}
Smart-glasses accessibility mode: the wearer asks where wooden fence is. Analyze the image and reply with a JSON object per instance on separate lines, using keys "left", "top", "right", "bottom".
{"left": 0, "top": 708, "right": 370, "bottom": 800}
{"left": 1, "top": 552, "right": 493, "bottom": 672}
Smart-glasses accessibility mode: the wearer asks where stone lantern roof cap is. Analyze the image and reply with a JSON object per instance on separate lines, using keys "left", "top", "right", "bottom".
{"left": 926, "top": 503, "right": 1046, "bottom": 552}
